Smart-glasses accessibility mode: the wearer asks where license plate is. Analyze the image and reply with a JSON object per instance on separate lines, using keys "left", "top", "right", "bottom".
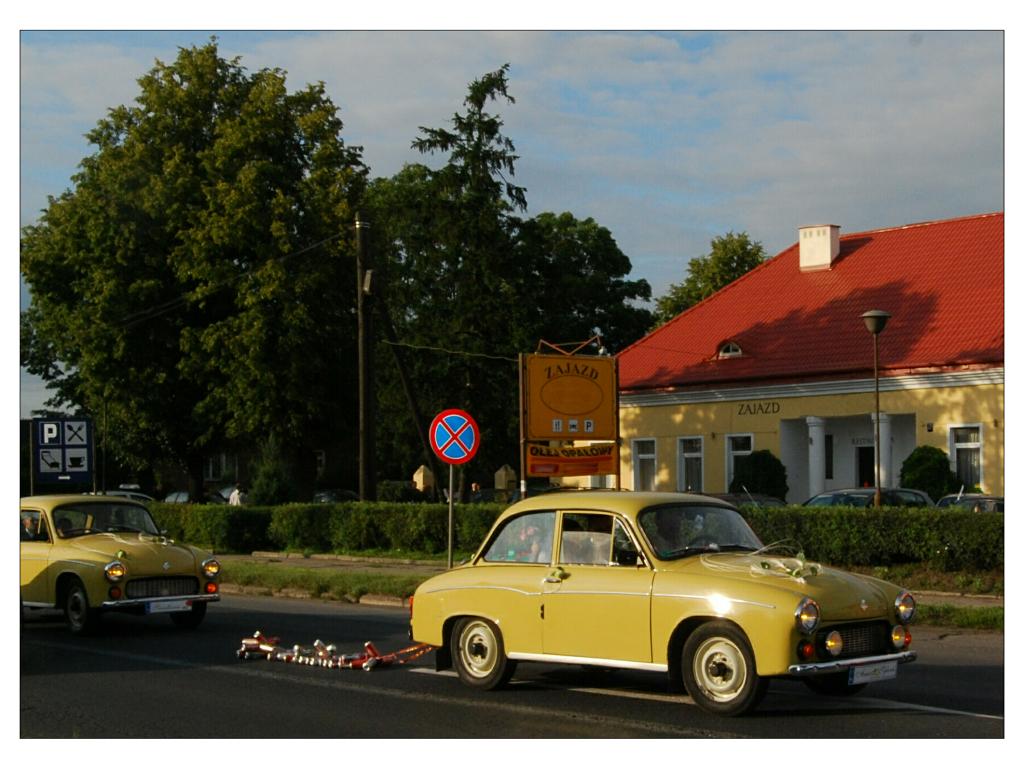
{"left": 849, "top": 660, "right": 898, "bottom": 684}
{"left": 146, "top": 599, "right": 192, "bottom": 614}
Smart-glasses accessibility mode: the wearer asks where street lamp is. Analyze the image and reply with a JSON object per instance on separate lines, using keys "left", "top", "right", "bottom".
{"left": 861, "top": 310, "right": 891, "bottom": 507}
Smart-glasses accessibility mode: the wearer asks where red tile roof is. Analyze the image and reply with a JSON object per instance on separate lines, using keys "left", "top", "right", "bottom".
{"left": 619, "top": 212, "right": 1004, "bottom": 392}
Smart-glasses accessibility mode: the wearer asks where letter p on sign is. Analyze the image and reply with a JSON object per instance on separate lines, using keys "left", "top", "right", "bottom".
{"left": 41, "top": 423, "right": 60, "bottom": 444}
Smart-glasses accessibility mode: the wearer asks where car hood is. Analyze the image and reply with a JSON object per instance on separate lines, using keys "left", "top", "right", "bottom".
{"left": 66, "top": 533, "right": 200, "bottom": 572}
{"left": 660, "top": 552, "right": 896, "bottom": 622}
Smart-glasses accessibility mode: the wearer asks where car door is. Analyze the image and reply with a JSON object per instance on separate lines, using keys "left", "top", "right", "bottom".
{"left": 20, "top": 508, "right": 53, "bottom": 605}
{"left": 541, "top": 511, "right": 653, "bottom": 663}
{"left": 473, "top": 511, "right": 555, "bottom": 654}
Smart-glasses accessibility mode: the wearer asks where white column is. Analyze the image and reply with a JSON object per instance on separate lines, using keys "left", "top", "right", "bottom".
{"left": 873, "top": 412, "right": 892, "bottom": 488}
{"left": 806, "top": 416, "right": 826, "bottom": 498}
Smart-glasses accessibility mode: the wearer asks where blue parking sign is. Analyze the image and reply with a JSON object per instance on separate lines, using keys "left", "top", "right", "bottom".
{"left": 34, "top": 418, "right": 92, "bottom": 483}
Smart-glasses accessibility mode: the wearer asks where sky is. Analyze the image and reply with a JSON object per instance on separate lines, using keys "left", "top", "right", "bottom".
{"left": 12, "top": 16, "right": 1009, "bottom": 420}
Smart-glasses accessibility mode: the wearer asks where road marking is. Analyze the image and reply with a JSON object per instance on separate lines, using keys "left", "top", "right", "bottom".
{"left": 23, "top": 638, "right": 727, "bottom": 737}
{"left": 25, "top": 637, "right": 1003, "bottom": 723}
{"left": 411, "top": 667, "right": 1003, "bottom": 719}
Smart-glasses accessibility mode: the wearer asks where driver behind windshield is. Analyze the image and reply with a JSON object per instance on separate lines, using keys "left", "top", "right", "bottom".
{"left": 639, "top": 505, "right": 761, "bottom": 560}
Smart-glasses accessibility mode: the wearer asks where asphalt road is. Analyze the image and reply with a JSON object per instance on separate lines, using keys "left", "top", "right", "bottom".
{"left": 20, "top": 595, "right": 1003, "bottom": 739}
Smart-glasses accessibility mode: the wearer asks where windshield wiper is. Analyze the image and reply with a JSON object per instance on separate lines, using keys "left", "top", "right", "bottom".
{"left": 715, "top": 544, "right": 759, "bottom": 552}
{"left": 104, "top": 525, "right": 143, "bottom": 533}
{"left": 663, "top": 544, "right": 720, "bottom": 558}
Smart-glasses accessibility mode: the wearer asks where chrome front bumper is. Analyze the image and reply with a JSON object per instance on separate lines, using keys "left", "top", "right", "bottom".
{"left": 101, "top": 593, "right": 221, "bottom": 610}
{"left": 788, "top": 650, "right": 917, "bottom": 676}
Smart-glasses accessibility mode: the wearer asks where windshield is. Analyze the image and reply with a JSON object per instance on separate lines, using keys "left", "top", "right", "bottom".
{"left": 52, "top": 502, "right": 161, "bottom": 539}
{"left": 637, "top": 503, "right": 763, "bottom": 560}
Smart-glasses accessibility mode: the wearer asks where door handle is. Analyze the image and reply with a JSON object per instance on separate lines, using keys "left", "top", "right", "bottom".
{"left": 543, "top": 567, "right": 567, "bottom": 583}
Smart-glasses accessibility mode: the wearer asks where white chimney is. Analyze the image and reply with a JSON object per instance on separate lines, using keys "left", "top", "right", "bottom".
{"left": 798, "top": 224, "right": 841, "bottom": 271}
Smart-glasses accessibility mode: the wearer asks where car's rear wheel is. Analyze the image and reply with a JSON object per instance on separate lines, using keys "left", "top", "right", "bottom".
{"left": 169, "top": 601, "right": 208, "bottom": 629}
{"left": 682, "top": 621, "right": 767, "bottom": 716}
{"left": 64, "top": 579, "right": 100, "bottom": 636}
{"left": 803, "top": 672, "right": 867, "bottom": 696}
{"left": 451, "top": 617, "right": 516, "bottom": 690}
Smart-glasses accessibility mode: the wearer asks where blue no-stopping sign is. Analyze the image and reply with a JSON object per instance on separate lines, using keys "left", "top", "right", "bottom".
{"left": 429, "top": 409, "right": 480, "bottom": 465}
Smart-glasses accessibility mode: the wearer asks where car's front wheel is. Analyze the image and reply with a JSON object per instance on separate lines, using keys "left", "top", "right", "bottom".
{"left": 451, "top": 617, "right": 517, "bottom": 690}
{"left": 169, "top": 601, "right": 208, "bottom": 629}
{"left": 64, "top": 579, "right": 100, "bottom": 636}
{"left": 682, "top": 621, "right": 767, "bottom": 716}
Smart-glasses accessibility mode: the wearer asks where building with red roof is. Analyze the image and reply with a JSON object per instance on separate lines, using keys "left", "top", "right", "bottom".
{"left": 616, "top": 212, "right": 1004, "bottom": 502}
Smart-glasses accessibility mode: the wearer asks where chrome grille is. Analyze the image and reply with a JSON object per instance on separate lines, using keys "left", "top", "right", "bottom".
{"left": 821, "top": 621, "right": 889, "bottom": 659}
{"left": 126, "top": 577, "right": 199, "bottom": 599}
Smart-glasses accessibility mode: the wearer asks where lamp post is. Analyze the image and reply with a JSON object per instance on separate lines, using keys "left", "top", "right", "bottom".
{"left": 861, "top": 310, "right": 891, "bottom": 507}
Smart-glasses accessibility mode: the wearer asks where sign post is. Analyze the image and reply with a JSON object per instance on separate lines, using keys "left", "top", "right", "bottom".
{"left": 428, "top": 409, "right": 480, "bottom": 569}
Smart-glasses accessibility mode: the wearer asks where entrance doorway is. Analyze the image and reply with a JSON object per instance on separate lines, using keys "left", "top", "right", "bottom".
{"left": 857, "top": 446, "right": 875, "bottom": 488}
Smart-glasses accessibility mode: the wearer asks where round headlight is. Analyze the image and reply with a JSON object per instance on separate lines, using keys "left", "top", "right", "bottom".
{"left": 824, "top": 630, "right": 843, "bottom": 657}
{"left": 202, "top": 558, "right": 221, "bottom": 579}
{"left": 104, "top": 560, "right": 126, "bottom": 582}
{"left": 895, "top": 590, "right": 916, "bottom": 624}
{"left": 795, "top": 597, "right": 820, "bottom": 633}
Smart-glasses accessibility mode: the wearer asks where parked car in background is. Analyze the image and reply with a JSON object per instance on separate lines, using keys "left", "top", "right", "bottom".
{"left": 313, "top": 489, "right": 359, "bottom": 503}
{"left": 803, "top": 488, "right": 933, "bottom": 507}
{"left": 410, "top": 490, "right": 918, "bottom": 716}
{"left": 86, "top": 490, "right": 156, "bottom": 503}
{"left": 936, "top": 494, "right": 1003, "bottom": 512}
{"left": 163, "top": 490, "right": 227, "bottom": 504}
{"left": 707, "top": 492, "right": 786, "bottom": 508}
{"left": 20, "top": 495, "right": 221, "bottom": 634}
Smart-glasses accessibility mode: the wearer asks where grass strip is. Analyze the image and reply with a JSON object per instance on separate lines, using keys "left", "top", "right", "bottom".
{"left": 222, "top": 562, "right": 1004, "bottom": 630}
{"left": 222, "top": 562, "right": 422, "bottom": 602}
{"left": 915, "top": 604, "right": 1004, "bottom": 631}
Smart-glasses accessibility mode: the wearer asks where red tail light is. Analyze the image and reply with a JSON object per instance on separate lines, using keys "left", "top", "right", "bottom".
{"left": 205, "top": 582, "right": 218, "bottom": 594}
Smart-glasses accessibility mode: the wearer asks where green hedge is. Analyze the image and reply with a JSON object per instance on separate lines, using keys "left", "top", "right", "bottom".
{"left": 738, "top": 506, "right": 1003, "bottom": 571}
{"left": 150, "top": 503, "right": 275, "bottom": 553}
{"left": 149, "top": 501, "right": 1002, "bottom": 572}
{"left": 149, "top": 501, "right": 503, "bottom": 557}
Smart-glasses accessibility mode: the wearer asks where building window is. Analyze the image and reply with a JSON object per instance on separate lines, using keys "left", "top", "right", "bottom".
{"left": 717, "top": 342, "right": 742, "bottom": 359}
{"left": 950, "top": 425, "right": 982, "bottom": 489}
{"left": 825, "top": 434, "right": 834, "bottom": 480}
{"left": 677, "top": 437, "right": 704, "bottom": 492}
{"left": 632, "top": 439, "right": 657, "bottom": 491}
{"left": 726, "top": 434, "right": 753, "bottom": 490}
{"left": 205, "top": 453, "right": 231, "bottom": 482}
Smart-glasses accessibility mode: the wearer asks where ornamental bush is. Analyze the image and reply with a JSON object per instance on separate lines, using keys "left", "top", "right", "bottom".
{"left": 729, "top": 450, "right": 789, "bottom": 501}
{"left": 900, "top": 445, "right": 959, "bottom": 501}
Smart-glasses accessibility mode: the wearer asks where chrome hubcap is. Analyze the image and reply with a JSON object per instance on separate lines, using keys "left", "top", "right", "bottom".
{"left": 67, "top": 589, "right": 87, "bottom": 627}
{"left": 459, "top": 621, "right": 497, "bottom": 678}
{"left": 693, "top": 637, "right": 747, "bottom": 702}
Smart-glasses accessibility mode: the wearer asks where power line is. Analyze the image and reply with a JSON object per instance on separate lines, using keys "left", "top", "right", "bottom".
{"left": 380, "top": 339, "right": 518, "bottom": 363}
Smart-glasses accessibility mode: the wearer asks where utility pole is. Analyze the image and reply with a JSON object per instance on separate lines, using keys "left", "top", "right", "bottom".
{"left": 356, "top": 213, "right": 376, "bottom": 501}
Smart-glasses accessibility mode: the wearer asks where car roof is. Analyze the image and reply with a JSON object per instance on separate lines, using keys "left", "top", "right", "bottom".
{"left": 21, "top": 494, "right": 148, "bottom": 510}
{"left": 499, "top": 490, "right": 736, "bottom": 519}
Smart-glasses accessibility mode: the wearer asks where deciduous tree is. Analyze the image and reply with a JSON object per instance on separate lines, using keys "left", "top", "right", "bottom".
{"left": 20, "top": 40, "right": 366, "bottom": 496}
{"left": 653, "top": 232, "right": 766, "bottom": 326}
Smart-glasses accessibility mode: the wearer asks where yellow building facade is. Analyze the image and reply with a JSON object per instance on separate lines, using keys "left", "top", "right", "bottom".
{"left": 618, "top": 370, "right": 1003, "bottom": 501}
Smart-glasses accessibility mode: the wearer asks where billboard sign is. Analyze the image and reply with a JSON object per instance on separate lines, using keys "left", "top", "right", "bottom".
{"left": 525, "top": 441, "right": 619, "bottom": 478}
{"left": 523, "top": 354, "right": 618, "bottom": 441}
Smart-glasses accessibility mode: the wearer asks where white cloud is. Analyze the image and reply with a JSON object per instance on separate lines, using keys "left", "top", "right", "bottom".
{"left": 16, "top": 29, "right": 1005, "bottom": 416}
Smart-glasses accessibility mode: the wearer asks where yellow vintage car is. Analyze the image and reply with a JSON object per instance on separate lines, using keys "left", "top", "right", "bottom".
{"left": 410, "top": 491, "right": 917, "bottom": 716}
{"left": 20, "top": 495, "right": 221, "bottom": 634}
